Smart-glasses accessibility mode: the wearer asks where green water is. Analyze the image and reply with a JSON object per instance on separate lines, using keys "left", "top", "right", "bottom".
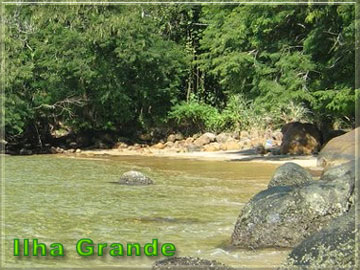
{"left": 3, "top": 154, "right": 290, "bottom": 268}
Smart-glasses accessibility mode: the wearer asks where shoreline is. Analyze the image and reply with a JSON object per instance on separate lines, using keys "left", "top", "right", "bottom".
{"left": 74, "top": 148, "right": 320, "bottom": 169}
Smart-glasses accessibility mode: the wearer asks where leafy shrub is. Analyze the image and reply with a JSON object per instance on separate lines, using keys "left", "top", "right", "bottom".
{"left": 167, "top": 96, "right": 222, "bottom": 135}
{"left": 220, "top": 94, "right": 267, "bottom": 131}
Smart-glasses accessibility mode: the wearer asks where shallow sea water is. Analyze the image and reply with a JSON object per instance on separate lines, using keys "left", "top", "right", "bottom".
{"left": 3, "top": 154, "right": 291, "bottom": 268}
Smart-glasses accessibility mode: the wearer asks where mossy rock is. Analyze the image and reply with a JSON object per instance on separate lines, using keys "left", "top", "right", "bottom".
{"left": 268, "top": 162, "right": 313, "bottom": 188}
{"left": 281, "top": 207, "right": 355, "bottom": 269}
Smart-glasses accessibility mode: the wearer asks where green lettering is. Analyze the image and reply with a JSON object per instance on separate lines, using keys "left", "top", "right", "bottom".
{"left": 161, "top": 243, "right": 176, "bottom": 256}
{"left": 109, "top": 243, "right": 124, "bottom": 256}
{"left": 33, "top": 239, "right": 46, "bottom": 256}
{"left": 144, "top": 239, "right": 158, "bottom": 256}
{"left": 76, "top": 238, "right": 94, "bottom": 256}
{"left": 97, "top": 243, "right": 107, "bottom": 256}
{"left": 24, "top": 239, "right": 29, "bottom": 256}
{"left": 127, "top": 243, "right": 141, "bottom": 256}
{"left": 50, "top": 243, "right": 64, "bottom": 256}
{"left": 14, "top": 239, "right": 19, "bottom": 256}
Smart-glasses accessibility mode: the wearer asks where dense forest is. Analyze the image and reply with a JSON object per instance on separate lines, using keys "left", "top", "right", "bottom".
{"left": 3, "top": 4, "right": 356, "bottom": 149}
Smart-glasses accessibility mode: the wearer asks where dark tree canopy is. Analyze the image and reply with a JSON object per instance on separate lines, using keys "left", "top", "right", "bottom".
{"left": 3, "top": 4, "right": 355, "bottom": 143}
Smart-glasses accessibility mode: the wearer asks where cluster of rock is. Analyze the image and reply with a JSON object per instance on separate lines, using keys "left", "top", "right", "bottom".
{"left": 115, "top": 121, "right": 348, "bottom": 156}
{"left": 150, "top": 129, "right": 357, "bottom": 269}
{"left": 231, "top": 128, "right": 357, "bottom": 268}
{"left": 4, "top": 120, "right": 350, "bottom": 157}
{"left": 115, "top": 130, "right": 283, "bottom": 154}
{"left": 231, "top": 160, "right": 355, "bottom": 248}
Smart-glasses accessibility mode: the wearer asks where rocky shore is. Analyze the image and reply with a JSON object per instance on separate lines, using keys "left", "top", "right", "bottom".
{"left": 5, "top": 121, "right": 339, "bottom": 158}
{"left": 151, "top": 128, "right": 357, "bottom": 269}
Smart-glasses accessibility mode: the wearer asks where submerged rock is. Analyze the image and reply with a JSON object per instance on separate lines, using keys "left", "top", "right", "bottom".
{"left": 153, "top": 257, "right": 233, "bottom": 270}
{"left": 268, "top": 162, "right": 313, "bottom": 188}
{"left": 118, "top": 170, "right": 153, "bottom": 185}
{"left": 231, "top": 172, "right": 354, "bottom": 248}
{"left": 282, "top": 207, "right": 355, "bottom": 269}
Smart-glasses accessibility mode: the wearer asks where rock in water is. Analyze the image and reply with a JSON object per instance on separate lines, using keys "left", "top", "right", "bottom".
{"left": 268, "top": 162, "right": 313, "bottom": 188}
{"left": 280, "top": 122, "right": 322, "bottom": 155}
{"left": 317, "top": 128, "right": 357, "bottom": 168}
{"left": 231, "top": 171, "right": 354, "bottom": 248}
{"left": 282, "top": 207, "right": 355, "bottom": 268}
{"left": 118, "top": 170, "right": 153, "bottom": 185}
{"left": 153, "top": 257, "right": 233, "bottom": 270}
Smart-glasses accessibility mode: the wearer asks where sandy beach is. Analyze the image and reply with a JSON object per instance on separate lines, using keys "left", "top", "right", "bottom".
{"left": 77, "top": 148, "right": 319, "bottom": 169}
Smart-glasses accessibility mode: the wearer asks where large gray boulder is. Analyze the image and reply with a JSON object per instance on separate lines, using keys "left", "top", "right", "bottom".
{"left": 118, "top": 170, "right": 153, "bottom": 185}
{"left": 268, "top": 162, "right": 313, "bottom": 188}
{"left": 282, "top": 207, "right": 355, "bottom": 269}
{"left": 153, "top": 257, "right": 233, "bottom": 270}
{"left": 317, "top": 128, "right": 357, "bottom": 168}
{"left": 231, "top": 171, "right": 354, "bottom": 248}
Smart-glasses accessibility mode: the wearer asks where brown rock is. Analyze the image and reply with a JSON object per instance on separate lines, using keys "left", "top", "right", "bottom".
{"left": 203, "top": 142, "right": 221, "bottom": 152}
{"left": 317, "top": 128, "right": 357, "bottom": 168}
{"left": 187, "top": 144, "right": 201, "bottom": 152}
{"left": 322, "top": 129, "right": 347, "bottom": 146}
{"left": 194, "top": 132, "right": 216, "bottom": 147}
{"left": 232, "top": 131, "right": 240, "bottom": 140}
{"left": 215, "top": 133, "right": 230, "bottom": 143}
{"left": 185, "top": 137, "right": 194, "bottom": 144}
{"left": 167, "top": 134, "right": 177, "bottom": 143}
{"left": 152, "top": 142, "right": 166, "bottom": 150}
{"left": 174, "top": 133, "right": 184, "bottom": 141}
{"left": 165, "top": 141, "right": 174, "bottom": 148}
{"left": 240, "top": 130, "right": 249, "bottom": 139}
{"left": 114, "top": 142, "right": 128, "bottom": 149}
{"left": 221, "top": 141, "right": 240, "bottom": 151}
{"left": 280, "top": 122, "right": 322, "bottom": 155}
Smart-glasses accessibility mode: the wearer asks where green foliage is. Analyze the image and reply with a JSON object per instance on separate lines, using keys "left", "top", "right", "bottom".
{"left": 219, "top": 95, "right": 266, "bottom": 131}
{"left": 198, "top": 5, "right": 355, "bottom": 125}
{"left": 5, "top": 5, "right": 188, "bottom": 139}
{"left": 168, "top": 95, "right": 222, "bottom": 134}
{"left": 4, "top": 5, "right": 355, "bottom": 143}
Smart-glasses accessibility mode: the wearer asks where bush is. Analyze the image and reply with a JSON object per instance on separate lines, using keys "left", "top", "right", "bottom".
{"left": 168, "top": 94, "right": 315, "bottom": 135}
{"left": 220, "top": 95, "right": 315, "bottom": 132}
{"left": 167, "top": 96, "right": 223, "bottom": 135}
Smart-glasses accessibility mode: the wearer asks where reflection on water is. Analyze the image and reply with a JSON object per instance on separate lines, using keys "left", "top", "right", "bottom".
{"left": 4, "top": 155, "right": 291, "bottom": 268}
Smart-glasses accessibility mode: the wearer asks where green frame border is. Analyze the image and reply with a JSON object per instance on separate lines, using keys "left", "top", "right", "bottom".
{"left": 0, "top": 1, "right": 358, "bottom": 269}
